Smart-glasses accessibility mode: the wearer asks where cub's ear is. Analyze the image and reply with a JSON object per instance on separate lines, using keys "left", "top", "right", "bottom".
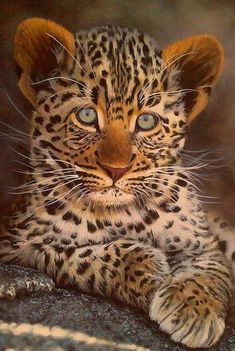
{"left": 163, "top": 35, "right": 224, "bottom": 123}
{"left": 14, "top": 18, "right": 75, "bottom": 106}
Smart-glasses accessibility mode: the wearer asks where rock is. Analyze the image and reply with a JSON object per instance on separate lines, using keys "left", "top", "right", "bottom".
{"left": 0, "top": 264, "right": 55, "bottom": 299}
{"left": 0, "top": 289, "right": 234, "bottom": 351}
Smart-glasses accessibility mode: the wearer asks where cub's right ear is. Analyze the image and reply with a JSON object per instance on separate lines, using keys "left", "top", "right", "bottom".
{"left": 14, "top": 18, "right": 75, "bottom": 107}
{"left": 162, "top": 35, "right": 224, "bottom": 123}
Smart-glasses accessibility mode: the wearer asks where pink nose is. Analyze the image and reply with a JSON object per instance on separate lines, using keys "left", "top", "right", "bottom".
{"left": 100, "top": 163, "right": 131, "bottom": 183}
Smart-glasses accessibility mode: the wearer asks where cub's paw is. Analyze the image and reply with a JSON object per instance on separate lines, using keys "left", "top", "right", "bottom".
{"left": 150, "top": 274, "right": 226, "bottom": 348}
{"left": 0, "top": 264, "right": 55, "bottom": 299}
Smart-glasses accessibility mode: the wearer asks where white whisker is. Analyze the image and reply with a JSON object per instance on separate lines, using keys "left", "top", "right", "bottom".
{"left": 0, "top": 120, "right": 31, "bottom": 138}
{"left": 42, "top": 88, "right": 81, "bottom": 101}
{"left": 140, "top": 88, "right": 197, "bottom": 103}
{"left": 46, "top": 32, "right": 93, "bottom": 83}
{"left": 75, "top": 37, "right": 101, "bottom": 93}
{"left": 159, "top": 51, "right": 197, "bottom": 77}
{"left": 31, "top": 76, "right": 92, "bottom": 93}
{"left": 139, "top": 51, "right": 197, "bottom": 101}
{"left": 4, "top": 90, "right": 32, "bottom": 125}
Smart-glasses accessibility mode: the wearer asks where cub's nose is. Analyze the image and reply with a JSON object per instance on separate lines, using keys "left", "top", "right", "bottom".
{"left": 99, "top": 163, "right": 131, "bottom": 183}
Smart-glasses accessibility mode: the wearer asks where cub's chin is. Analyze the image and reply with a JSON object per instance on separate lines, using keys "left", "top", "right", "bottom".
{"left": 87, "top": 187, "right": 135, "bottom": 208}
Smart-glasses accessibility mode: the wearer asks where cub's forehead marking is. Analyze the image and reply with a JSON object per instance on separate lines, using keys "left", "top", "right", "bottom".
{"left": 74, "top": 27, "right": 162, "bottom": 79}
{"left": 68, "top": 27, "right": 166, "bottom": 123}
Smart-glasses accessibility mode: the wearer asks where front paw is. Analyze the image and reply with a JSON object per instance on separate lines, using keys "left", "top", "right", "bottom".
{"left": 0, "top": 264, "right": 55, "bottom": 299}
{"left": 150, "top": 273, "right": 226, "bottom": 348}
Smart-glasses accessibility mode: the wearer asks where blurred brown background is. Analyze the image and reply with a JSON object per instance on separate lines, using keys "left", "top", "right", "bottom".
{"left": 0, "top": 0, "right": 234, "bottom": 220}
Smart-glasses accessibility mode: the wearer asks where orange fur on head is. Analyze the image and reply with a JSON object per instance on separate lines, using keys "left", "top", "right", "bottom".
{"left": 163, "top": 35, "right": 224, "bottom": 123}
{"left": 98, "top": 122, "right": 133, "bottom": 168}
{"left": 14, "top": 18, "right": 75, "bottom": 106}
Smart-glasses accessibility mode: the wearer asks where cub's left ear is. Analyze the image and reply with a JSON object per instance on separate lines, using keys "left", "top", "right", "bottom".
{"left": 14, "top": 18, "right": 75, "bottom": 107}
{"left": 163, "top": 35, "right": 224, "bottom": 123}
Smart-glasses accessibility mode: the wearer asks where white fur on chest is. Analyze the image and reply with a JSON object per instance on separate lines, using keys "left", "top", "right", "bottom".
{"left": 29, "top": 190, "right": 210, "bottom": 252}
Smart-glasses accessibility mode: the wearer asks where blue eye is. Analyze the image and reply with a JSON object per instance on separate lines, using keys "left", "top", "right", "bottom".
{"left": 75, "top": 107, "right": 98, "bottom": 125}
{"left": 136, "top": 113, "right": 158, "bottom": 131}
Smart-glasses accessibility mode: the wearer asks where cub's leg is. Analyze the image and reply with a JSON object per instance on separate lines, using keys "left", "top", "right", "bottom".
{"left": 53, "top": 239, "right": 171, "bottom": 312}
{"left": 150, "top": 249, "right": 232, "bottom": 348}
{"left": 0, "top": 235, "right": 171, "bottom": 310}
{"left": 205, "top": 210, "right": 235, "bottom": 327}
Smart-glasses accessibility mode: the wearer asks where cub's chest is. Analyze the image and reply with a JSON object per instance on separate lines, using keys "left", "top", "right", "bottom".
{"left": 23, "top": 201, "right": 209, "bottom": 257}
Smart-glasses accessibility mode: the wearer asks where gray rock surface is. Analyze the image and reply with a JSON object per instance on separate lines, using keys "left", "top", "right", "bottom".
{"left": 0, "top": 288, "right": 234, "bottom": 351}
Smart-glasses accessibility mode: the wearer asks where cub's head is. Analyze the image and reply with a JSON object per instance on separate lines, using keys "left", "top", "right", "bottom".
{"left": 14, "top": 18, "right": 223, "bottom": 208}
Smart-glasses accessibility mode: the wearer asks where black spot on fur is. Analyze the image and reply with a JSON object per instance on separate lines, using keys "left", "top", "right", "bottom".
{"left": 102, "top": 254, "right": 111, "bottom": 262}
{"left": 220, "top": 222, "right": 228, "bottom": 229}
{"left": 45, "top": 201, "right": 64, "bottom": 215}
{"left": 62, "top": 211, "right": 81, "bottom": 226}
{"left": 91, "top": 86, "right": 99, "bottom": 105}
{"left": 44, "top": 104, "right": 50, "bottom": 113}
{"left": 87, "top": 221, "right": 97, "bottom": 233}
{"left": 50, "top": 115, "right": 61, "bottom": 124}
{"left": 35, "top": 116, "right": 44, "bottom": 125}
{"left": 102, "top": 70, "right": 108, "bottom": 77}
{"left": 128, "top": 109, "right": 134, "bottom": 116}
{"left": 176, "top": 178, "right": 187, "bottom": 187}
{"left": 96, "top": 219, "right": 104, "bottom": 229}
{"left": 218, "top": 240, "right": 226, "bottom": 253}
{"left": 33, "top": 128, "right": 42, "bottom": 138}
{"left": 165, "top": 221, "right": 174, "bottom": 229}
{"left": 135, "top": 222, "right": 145, "bottom": 233}
{"left": 79, "top": 249, "right": 93, "bottom": 258}
{"left": 66, "top": 247, "right": 76, "bottom": 258}
{"left": 77, "top": 261, "right": 90, "bottom": 274}
{"left": 40, "top": 140, "right": 61, "bottom": 153}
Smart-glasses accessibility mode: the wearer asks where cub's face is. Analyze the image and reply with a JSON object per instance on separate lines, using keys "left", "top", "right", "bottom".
{"left": 15, "top": 20, "right": 223, "bottom": 208}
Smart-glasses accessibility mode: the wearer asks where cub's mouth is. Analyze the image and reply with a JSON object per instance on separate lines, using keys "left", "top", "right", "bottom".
{"left": 86, "top": 186, "right": 135, "bottom": 207}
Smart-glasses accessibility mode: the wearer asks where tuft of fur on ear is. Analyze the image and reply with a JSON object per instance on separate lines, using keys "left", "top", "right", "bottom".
{"left": 163, "top": 35, "right": 224, "bottom": 123}
{"left": 14, "top": 18, "right": 75, "bottom": 106}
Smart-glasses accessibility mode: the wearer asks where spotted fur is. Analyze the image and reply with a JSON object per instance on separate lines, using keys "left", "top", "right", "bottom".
{"left": 0, "top": 18, "right": 233, "bottom": 348}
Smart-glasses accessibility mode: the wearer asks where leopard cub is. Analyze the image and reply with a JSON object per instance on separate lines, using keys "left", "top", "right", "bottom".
{"left": 0, "top": 18, "right": 233, "bottom": 348}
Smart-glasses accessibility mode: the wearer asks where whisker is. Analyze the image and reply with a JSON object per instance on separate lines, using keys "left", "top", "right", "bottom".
{"left": 159, "top": 51, "right": 197, "bottom": 77}
{"left": 50, "top": 96, "right": 88, "bottom": 112}
{"left": 47, "top": 32, "right": 93, "bottom": 83}
{"left": 11, "top": 148, "right": 81, "bottom": 171}
{"left": 181, "top": 149, "right": 228, "bottom": 163}
{"left": 31, "top": 76, "right": 92, "bottom": 93}
{"left": 142, "top": 183, "right": 177, "bottom": 203}
{"left": 64, "top": 133, "right": 94, "bottom": 144}
{"left": 65, "top": 183, "right": 88, "bottom": 203}
{"left": 4, "top": 90, "right": 32, "bottom": 125}
{"left": 41, "top": 87, "right": 81, "bottom": 101}
{"left": 181, "top": 147, "right": 222, "bottom": 154}
{"left": 0, "top": 120, "right": 31, "bottom": 138}
{"left": 8, "top": 179, "right": 84, "bottom": 219}
{"left": 140, "top": 88, "right": 197, "bottom": 103}
{"left": 146, "top": 174, "right": 203, "bottom": 194}
{"left": 43, "top": 180, "right": 84, "bottom": 206}
{"left": 9, "top": 173, "right": 79, "bottom": 191}
{"left": 139, "top": 51, "right": 197, "bottom": 101}
{"left": 0, "top": 131, "right": 29, "bottom": 145}
{"left": 75, "top": 37, "right": 101, "bottom": 93}
{"left": 13, "top": 168, "right": 75, "bottom": 177}
{"left": 48, "top": 177, "right": 81, "bottom": 194}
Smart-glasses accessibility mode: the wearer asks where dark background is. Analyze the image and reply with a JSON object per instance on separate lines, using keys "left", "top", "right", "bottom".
{"left": 0, "top": 0, "right": 234, "bottom": 220}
